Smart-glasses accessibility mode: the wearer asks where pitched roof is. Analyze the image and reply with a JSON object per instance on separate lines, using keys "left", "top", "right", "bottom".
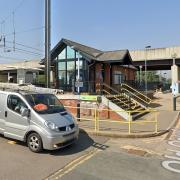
{"left": 97, "top": 50, "right": 128, "bottom": 62}
{"left": 62, "top": 39, "right": 102, "bottom": 58}
{"left": 50, "top": 38, "right": 102, "bottom": 61}
{"left": 41, "top": 38, "right": 132, "bottom": 64}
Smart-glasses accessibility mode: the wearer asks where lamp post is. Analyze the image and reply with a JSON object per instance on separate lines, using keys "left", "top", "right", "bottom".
{"left": 145, "top": 46, "right": 151, "bottom": 96}
{"left": 139, "top": 65, "right": 142, "bottom": 86}
{"left": 45, "top": 0, "right": 51, "bottom": 88}
{"left": 163, "top": 72, "right": 167, "bottom": 89}
{"left": 172, "top": 53, "right": 177, "bottom": 66}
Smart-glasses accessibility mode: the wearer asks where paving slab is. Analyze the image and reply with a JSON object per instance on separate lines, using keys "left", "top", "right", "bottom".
{"left": 78, "top": 92, "right": 180, "bottom": 137}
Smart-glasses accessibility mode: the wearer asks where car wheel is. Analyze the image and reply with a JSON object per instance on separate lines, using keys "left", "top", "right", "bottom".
{"left": 27, "top": 133, "right": 43, "bottom": 153}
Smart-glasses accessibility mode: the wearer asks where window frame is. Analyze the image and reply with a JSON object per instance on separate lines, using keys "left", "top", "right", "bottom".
{"left": 7, "top": 95, "right": 28, "bottom": 115}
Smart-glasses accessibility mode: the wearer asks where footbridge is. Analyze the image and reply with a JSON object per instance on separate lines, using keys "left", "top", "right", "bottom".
{"left": 130, "top": 46, "right": 180, "bottom": 92}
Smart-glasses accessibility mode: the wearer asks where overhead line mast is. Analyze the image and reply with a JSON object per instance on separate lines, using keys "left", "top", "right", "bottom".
{"left": 45, "top": 0, "right": 51, "bottom": 88}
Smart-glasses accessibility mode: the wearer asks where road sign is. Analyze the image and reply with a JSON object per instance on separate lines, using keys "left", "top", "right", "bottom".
{"left": 75, "top": 81, "right": 83, "bottom": 88}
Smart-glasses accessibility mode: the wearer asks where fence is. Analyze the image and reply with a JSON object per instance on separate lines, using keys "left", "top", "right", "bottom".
{"left": 64, "top": 106, "right": 158, "bottom": 135}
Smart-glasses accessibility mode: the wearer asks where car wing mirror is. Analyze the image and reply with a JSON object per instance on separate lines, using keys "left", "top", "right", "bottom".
{"left": 21, "top": 108, "right": 30, "bottom": 117}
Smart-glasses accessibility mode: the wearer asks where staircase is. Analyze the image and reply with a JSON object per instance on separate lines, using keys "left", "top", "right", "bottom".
{"left": 97, "top": 83, "right": 152, "bottom": 120}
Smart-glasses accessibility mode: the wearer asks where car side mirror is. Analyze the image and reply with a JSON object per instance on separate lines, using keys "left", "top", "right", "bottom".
{"left": 21, "top": 108, "right": 30, "bottom": 117}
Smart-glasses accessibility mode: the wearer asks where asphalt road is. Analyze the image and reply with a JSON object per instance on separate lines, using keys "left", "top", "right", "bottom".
{"left": 1, "top": 121, "right": 180, "bottom": 180}
{"left": 0, "top": 131, "right": 108, "bottom": 180}
{"left": 60, "top": 140, "right": 179, "bottom": 180}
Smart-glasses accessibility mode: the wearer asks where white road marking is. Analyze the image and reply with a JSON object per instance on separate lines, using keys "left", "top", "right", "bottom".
{"left": 162, "top": 161, "right": 180, "bottom": 173}
{"left": 162, "top": 128, "right": 180, "bottom": 173}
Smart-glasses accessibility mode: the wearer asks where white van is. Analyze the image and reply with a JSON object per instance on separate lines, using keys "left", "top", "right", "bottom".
{"left": 0, "top": 90, "right": 79, "bottom": 153}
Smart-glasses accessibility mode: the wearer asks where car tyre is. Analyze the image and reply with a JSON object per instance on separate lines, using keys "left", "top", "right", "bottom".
{"left": 27, "top": 133, "right": 43, "bottom": 153}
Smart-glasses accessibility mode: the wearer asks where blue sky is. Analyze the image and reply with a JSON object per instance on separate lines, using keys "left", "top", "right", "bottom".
{"left": 0, "top": 0, "right": 180, "bottom": 63}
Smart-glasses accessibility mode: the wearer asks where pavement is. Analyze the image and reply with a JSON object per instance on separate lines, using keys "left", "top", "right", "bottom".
{"left": 78, "top": 92, "right": 180, "bottom": 138}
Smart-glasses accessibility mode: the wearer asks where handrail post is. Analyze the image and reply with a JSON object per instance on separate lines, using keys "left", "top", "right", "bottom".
{"left": 95, "top": 108, "right": 97, "bottom": 132}
{"left": 155, "top": 111, "right": 158, "bottom": 133}
{"left": 97, "top": 108, "right": 99, "bottom": 131}
{"left": 128, "top": 111, "right": 131, "bottom": 134}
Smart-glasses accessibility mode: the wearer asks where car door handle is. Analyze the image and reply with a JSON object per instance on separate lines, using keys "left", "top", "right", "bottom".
{"left": 5, "top": 111, "right": 7, "bottom": 117}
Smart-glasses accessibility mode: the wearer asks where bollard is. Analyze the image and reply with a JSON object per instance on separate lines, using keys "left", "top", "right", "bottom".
{"left": 173, "top": 96, "right": 176, "bottom": 111}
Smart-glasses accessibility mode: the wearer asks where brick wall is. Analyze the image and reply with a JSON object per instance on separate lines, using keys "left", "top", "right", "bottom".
{"left": 112, "top": 65, "right": 136, "bottom": 81}
{"left": 59, "top": 99, "right": 78, "bottom": 115}
{"left": 60, "top": 99, "right": 124, "bottom": 121}
{"left": 94, "top": 63, "right": 136, "bottom": 86}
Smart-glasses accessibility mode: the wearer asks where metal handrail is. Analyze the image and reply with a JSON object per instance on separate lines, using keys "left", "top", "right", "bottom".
{"left": 102, "top": 89, "right": 134, "bottom": 109}
{"left": 121, "top": 87, "right": 151, "bottom": 105}
{"left": 64, "top": 106, "right": 158, "bottom": 134}
{"left": 121, "top": 83, "right": 151, "bottom": 104}
{"left": 97, "top": 83, "right": 137, "bottom": 109}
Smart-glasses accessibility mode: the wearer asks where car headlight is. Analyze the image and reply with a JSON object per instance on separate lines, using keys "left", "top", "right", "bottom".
{"left": 45, "top": 121, "right": 59, "bottom": 132}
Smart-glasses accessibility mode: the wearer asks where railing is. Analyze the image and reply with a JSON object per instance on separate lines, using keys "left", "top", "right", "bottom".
{"left": 101, "top": 89, "right": 135, "bottom": 109}
{"left": 96, "top": 82, "right": 145, "bottom": 109}
{"left": 121, "top": 83, "right": 151, "bottom": 105}
{"left": 64, "top": 106, "right": 158, "bottom": 135}
{"left": 96, "top": 82, "right": 120, "bottom": 95}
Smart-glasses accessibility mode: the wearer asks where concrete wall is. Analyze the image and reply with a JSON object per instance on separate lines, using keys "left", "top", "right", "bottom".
{"left": 130, "top": 46, "right": 180, "bottom": 61}
{"left": 0, "top": 75, "right": 8, "bottom": 82}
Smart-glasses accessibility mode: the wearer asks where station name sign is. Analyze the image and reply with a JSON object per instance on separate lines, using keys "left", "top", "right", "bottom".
{"left": 80, "top": 95, "right": 97, "bottom": 101}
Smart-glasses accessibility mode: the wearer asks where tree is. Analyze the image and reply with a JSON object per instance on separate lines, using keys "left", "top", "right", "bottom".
{"left": 136, "top": 71, "right": 160, "bottom": 82}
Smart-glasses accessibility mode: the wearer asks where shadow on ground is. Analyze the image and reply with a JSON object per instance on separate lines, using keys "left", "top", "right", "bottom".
{"left": 49, "top": 129, "right": 109, "bottom": 156}
{"left": 1, "top": 129, "right": 109, "bottom": 156}
{"left": 149, "top": 103, "right": 162, "bottom": 108}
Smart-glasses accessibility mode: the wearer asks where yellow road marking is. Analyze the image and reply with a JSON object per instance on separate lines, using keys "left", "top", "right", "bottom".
{"left": 45, "top": 149, "right": 101, "bottom": 180}
{"left": 8, "top": 140, "right": 16, "bottom": 145}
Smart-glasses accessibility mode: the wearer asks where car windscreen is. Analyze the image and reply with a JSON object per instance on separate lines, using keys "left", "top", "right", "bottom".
{"left": 25, "top": 94, "right": 65, "bottom": 114}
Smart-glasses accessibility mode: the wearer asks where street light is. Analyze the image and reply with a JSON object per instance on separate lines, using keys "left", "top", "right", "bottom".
{"left": 145, "top": 46, "right": 151, "bottom": 96}
{"left": 172, "top": 53, "right": 177, "bottom": 66}
{"left": 139, "top": 65, "right": 142, "bottom": 86}
{"left": 163, "top": 72, "right": 167, "bottom": 89}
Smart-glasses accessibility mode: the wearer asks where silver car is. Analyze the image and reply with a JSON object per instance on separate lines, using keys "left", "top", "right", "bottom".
{"left": 0, "top": 90, "right": 79, "bottom": 153}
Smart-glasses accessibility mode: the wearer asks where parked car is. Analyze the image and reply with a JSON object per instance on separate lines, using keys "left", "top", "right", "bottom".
{"left": 0, "top": 90, "right": 79, "bottom": 153}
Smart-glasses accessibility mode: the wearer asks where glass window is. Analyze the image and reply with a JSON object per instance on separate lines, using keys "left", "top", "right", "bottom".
{"left": 25, "top": 94, "right": 65, "bottom": 114}
{"left": 76, "top": 51, "right": 82, "bottom": 58}
{"left": 59, "top": 48, "right": 66, "bottom": 59}
{"left": 76, "top": 60, "right": 83, "bottom": 70}
{"left": 7, "top": 95, "right": 27, "bottom": 114}
{"left": 67, "top": 46, "right": 75, "bottom": 59}
{"left": 67, "top": 71, "right": 75, "bottom": 85}
{"left": 58, "top": 71, "right": 66, "bottom": 80}
{"left": 58, "top": 61, "right": 66, "bottom": 70}
{"left": 113, "top": 71, "right": 126, "bottom": 84}
{"left": 67, "top": 61, "right": 75, "bottom": 71}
